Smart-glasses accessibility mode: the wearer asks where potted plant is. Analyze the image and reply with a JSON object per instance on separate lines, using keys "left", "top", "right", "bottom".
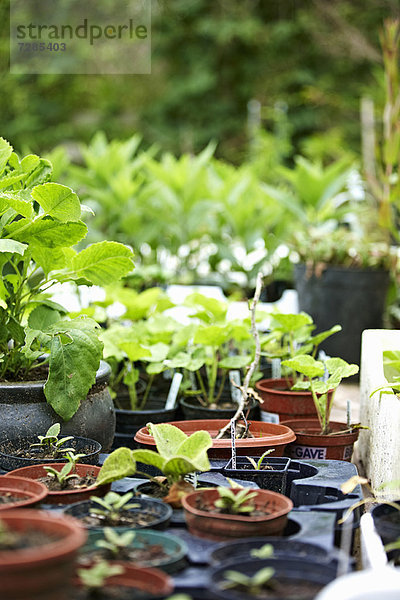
{"left": 223, "top": 452, "right": 291, "bottom": 494}
{"left": 255, "top": 312, "right": 340, "bottom": 423}
{"left": 0, "top": 508, "right": 87, "bottom": 600}
{"left": 181, "top": 485, "right": 293, "bottom": 541}
{"left": 280, "top": 354, "right": 360, "bottom": 460}
{"left": 166, "top": 293, "right": 258, "bottom": 419}
{"left": 96, "top": 422, "right": 213, "bottom": 508}
{"left": 0, "top": 475, "right": 48, "bottom": 510}
{"left": 0, "top": 423, "right": 102, "bottom": 471}
{"left": 0, "top": 137, "right": 134, "bottom": 450}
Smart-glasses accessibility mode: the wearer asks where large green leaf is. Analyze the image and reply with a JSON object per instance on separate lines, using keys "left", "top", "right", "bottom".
{"left": 28, "top": 306, "right": 61, "bottom": 331}
{"left": 44, "top": 317, "right": 103, "bottom": 420}
{"left": 31, "top": 183, "right": 81, "bottom": 222}
{"left": 148, "top": 422, "right": 188, "bottom": 458}
{"left": 270, "top": 312, "right": 313, "bottom": 333}
{"left": 130, "top": 448, "right": 166, "bottom": 472}
{"left": 167, "top": 352, "right": 205, "bottom": 371}
{"left": 31, "top": 246, "right": 67, "bottom": 275}
{"left": 97, "top": 448, "right": 137, "bottom": 486}
{"left": 0, "top": 239, "right": 27, "bottom": 255}
{"left": 0, "top": 191, "right": 33, "bottom": 218}
{"left": 193, "top": 325, "right": 228, "bottom": 347}
{"left": 120, "top": 341, "right": 151, "bottom": 362}
{"left": 219, "top": 355, "right": 251, "bottom": 369}
{"left": 14, "top": 217, "right": 87, "bottom": 248}
{"left": 309, "top": 325, "right": 342, "bottom": 347}
{"left": 71, "top": 241, "right": 134, "bottom": 285}
{"left": 282, "top": 355, "right": 325, "bottom": 379}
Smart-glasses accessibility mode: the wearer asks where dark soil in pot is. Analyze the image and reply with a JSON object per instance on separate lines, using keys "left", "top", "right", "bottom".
{"left": 0, "top": 435, "right": 101, "bottom": 471}
{"left": 223, "top": 457, "right": 290, "bottom": 494}
{"left": 64, "top": 497, "right": 172, "bottom": 530}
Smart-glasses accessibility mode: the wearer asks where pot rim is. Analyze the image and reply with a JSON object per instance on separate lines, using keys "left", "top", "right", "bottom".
{"left": 281, "top": 419, "right": 360, "bottom": 445}
{"left": 134, "top": 419, "right": 296, "bottom": 448}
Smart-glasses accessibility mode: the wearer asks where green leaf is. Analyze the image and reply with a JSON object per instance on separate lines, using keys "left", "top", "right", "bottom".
{"left": 97, "top": 447, "right": 137, "bottom": 486}
{"left": 0, "top": 239, "right": 27, "bottom": 255}
{"left": 167, "top": 352, "right": 205, "bottom": 372}
{"left": 31, "top": 183, "right": 81, "bottom": 222}
{"left": 71, "top": 241, "right": 134, "bottom": 285}
{"left": 325, "top": 357, "right": 359, "bottom": 381}
{"left": 0, "top": 191, "right": 33, "bottom": 218}
{"left": 120, "top": 341, "right": 151, "bottom": 362}
{"left": 0, "top": 137, "right": 12, "bottom": 175}
{"left": 31, "top": 246, "right": 67, "bottom": 275}
{"left": 28, "top": 306, "right": 61, "bottom": 331}
{"left": 44, "top": 317, "right": 103, "bottom": 420}
{"left": 147, "top": 422, "right": 188, "bottom": 458}
{"left": 193, "top": 325, "right": 228, "bottom": 347}
{"left": 130, "top": 448, "right": 166, "bottom": 472}
{"left": 270, "top": 312, "right": 313, "bottom": 333}
{"left": 309, "top": 325, "right": 342, "bottom": 347}
{"left": 282, "top": 355, "right": 325, "bottom": 379}
{"left": 14, "top": 217, "right": 87, "bottom": 248}
{"left": 219, "top": 355, "right": 251, "bottom": 369}
{"left": 143, "top": 342, "right": 170, "bottom": 363}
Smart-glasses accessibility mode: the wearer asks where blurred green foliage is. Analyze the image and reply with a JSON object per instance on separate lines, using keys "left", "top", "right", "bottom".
{"left": 0, "top": 0, "right": 397, "bottom": 162}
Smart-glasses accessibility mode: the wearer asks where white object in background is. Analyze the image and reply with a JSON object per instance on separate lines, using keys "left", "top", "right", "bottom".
{"left": 360, "top": 512, "right": 388, "bottom": 570}
{"left": 166, "top": 284, "right": 226, "bottom": 304}
{"left": 274, "top": 288, "right": 299, "bottom": 313}
{"left": 315, "top": 566, "right": 400, "bottom": 600}
{"left": 164, "top": 373, "right": 183, "bottom": 410}
{"left": 50, "top": 283, "right": 106, "bottom": 312}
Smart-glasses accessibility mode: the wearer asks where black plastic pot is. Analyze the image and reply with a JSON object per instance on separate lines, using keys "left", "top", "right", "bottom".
{"left": 209, "top": 556, "right": 337, "bottom": 600}
{"left": 372, "top": 502, "right": 400, "bottom": 562}
{"left": 223, "top": 456, "right": 290, "bottom": 494}
{"left": 179, "top": 396, "right": 260, "bottom": 421}
{"left": 0, "top": 435, "right": 101, "bottom": 471}
{"left": 294, "top": 263, "right": 390, "bottom": 366}
{"left": 210, "top": 537, "right": 332, "bottom": 566}
{"left": 64, "top": 496, "right": 172, "bottom": 531}
{"left": 0, "top": 360, "right": 115, "bottom": 451}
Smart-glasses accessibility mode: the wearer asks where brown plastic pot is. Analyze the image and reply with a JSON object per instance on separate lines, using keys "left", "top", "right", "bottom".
{"left": 281, "top": 419, "right": 359, "bottom": 461}
{"left": 181, "top": 487, "right": 293, "bottom": 541}
{"left": 134, "top": 419, "right": 296, "bottom": 459}
{"left": 255, "top": 378, "right": 334, "bottom": 423}
{"left": 0, "top": 508, "right": 87, "bottom": 600}
{"left": 5, "top": 463, "right": 110, "bottom": 505}
{"left": 75, "top": 562, "right": 174, "bottom": 596}
{"left": 0, "top": 475, "right": 48, "bottom": 510}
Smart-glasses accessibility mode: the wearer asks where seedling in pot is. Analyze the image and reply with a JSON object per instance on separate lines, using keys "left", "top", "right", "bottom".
{"left": 63, "top": 450, "right": 87, "bottom": 469}
{"left": 281, "top": 355, "right": 359, "bottom": 435}
{"left": 77, "top": 560, "right": 125, "bottom": 597}
{"left": 89, "top": 491, "right": 139, "bottom": 524}
{"left": 29, "top": 423, "right": 74, "bottom": 457}
{"left": 214, "top": 487, "right": 257, "bottom": 515}
{"left": 246, "top": 449, "right": 275, "bottom": 471}
{"left": 95, "top": 527, "right": 136, "bottom": 559}
{"left": 44, "top": 462, "right": 79, "bottom": 488}
{"left": 250, "top": 544, "right": 274, "bottom": 559}
{"left": 96, "top": 422, "right": 213, "bottom": 507}
{"left": 221, "top": 567, "right": 276, "bottom": 594}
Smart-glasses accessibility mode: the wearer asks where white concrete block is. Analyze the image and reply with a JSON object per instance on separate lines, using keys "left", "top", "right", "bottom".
{"left": 359, "top": 329, "right": 400, "bottom": 495}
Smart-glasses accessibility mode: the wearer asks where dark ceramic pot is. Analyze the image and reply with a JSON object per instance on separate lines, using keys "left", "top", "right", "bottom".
{"left": 0, "top": 360, "right": 115, "bottom": 451}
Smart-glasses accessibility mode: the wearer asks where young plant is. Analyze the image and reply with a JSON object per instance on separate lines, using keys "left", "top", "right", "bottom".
{"left": 281, "top": 355, "right": 359, "bottom": 434}
{"left": 0, "top": 138, "right": 134, "bottom": 421}
{"left": 63, "top": 450, "right": 86, "bottom": 468}
{"left": 250, "top": 543, "right": 274, "bottom": 559}
{"left": 246, "top": 449, "right": 275, "bottom": 471}
{"left": 29, "top": 423, "right": 74, "bottom": 457}
{"left": 44, "top": 462, "right": 79, "bottom": 488}
{"left": 214, "top": 487, "right": 258, "bottom": 515}
{"left": 95, "top": 527, "right": 136, "bottom": 559}
{"left": 221, "top": 567, "right": 276, "bottom": 594}
{"left": 77, "top": 560, "right": 124, "bottom": 597}
{"left": 96, "top": 422, "right": 213, "bottom": 507}
{"left": 89, "top": 491, "right": 139, "bottom": 524}
{"left": 261, "top": 312, "right": 341, "bottom": 386}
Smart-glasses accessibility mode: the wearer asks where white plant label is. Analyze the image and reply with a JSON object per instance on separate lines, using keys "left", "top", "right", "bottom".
{"left": 229, "top": 370, "right": 242, "bottom": 404}
{"left": 165, "top": 372, "right": 183, "bottom": 410}
{"left": 288, "top": 444, "right": 327, "bottom": 460}
{"left": 261, "top": 410, "right": 280, "bottom": 424}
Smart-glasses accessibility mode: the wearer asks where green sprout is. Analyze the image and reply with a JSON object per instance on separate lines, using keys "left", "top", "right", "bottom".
{"left": 29, "top": 423, "right": 74, "bottom": 457}
{"left": 89, "top": 491, "right": 139, "bottom": 524}
{"left": 44, "top": 463, "right": 79, "bottom": 488}
{"left": 246, "top": 449, "right": 275, "bottom": 471}
{"left": 250, "top": 544, "right": 274, "bottom": 559}
{"left": 78, "top": 560, "right": 124, "bottom": 592}
{"left": 95, "top": 527, "right": 136, "bottom": 558}
{"left": 221, "top": 567, "right": 276, "bottom": 594}
{"left": 63, "top": 450, "right": 86, "bottom": 469}
{"left": 214, "top": 487, "right": 257, "bottom": 515}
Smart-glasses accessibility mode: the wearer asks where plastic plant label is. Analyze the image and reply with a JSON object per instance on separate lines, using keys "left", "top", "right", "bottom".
{"left": 260, "top": 410, "right": 280, "bottom": 424}
{"left": 343, "top": 445, "right": 354, "bottom": 461}
{"left": 288, "top": 444, "right": 327, "bottom": 460}
{"left": 271, "top": 358, "right": 281, "bottom": 379}
{"left": 229, "top": 370, "right": 242, "bottom": 404}
{"left": 165, "top": 372, "right": 183, "bottom": 410}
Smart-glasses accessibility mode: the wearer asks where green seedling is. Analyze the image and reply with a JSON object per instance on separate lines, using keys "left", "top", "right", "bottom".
{"left": 77, "top": 560, "right": 125, "bottom": 595}
{"left": 63, "top": 450, "right": 86, "bottom": 469}
{"left": 89, "top": 491, "right": 139, "bottom": 523}
{"left": 44, "top": 462, "right": 79, "bottom": 488}
{"left": 95, "top": 527, "right": 136, "bottom": 558}
{"left": 29, "top": 423, "right": 74, "bottom": 457}
{"left": 246, "top": 449, "right": 275, "bottom": 471}
{"left": 214, "top": 487, "right": 258, "bottom": 515}
{"left": 282, "top": 355, "right": 359, "bottom": 434}
{"left": 221, "top": 567, "right": 276, "bottom": 594}
{"left": 250, "top": 543, "right": 274, "bottom": 559}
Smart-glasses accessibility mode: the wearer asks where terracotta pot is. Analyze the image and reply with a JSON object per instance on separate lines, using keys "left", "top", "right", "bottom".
{"left": 0, "top": 476, "right": 48, "bottom": 510}
{"left": 5, "top": 463, "right": 110, "bottom": 505}
{"left": 0, "top": 508, "right": 87, "bottom": 600}
{"left": 134, "top": 419, "right": 296, "bottom": 459}
{"left": 181, "top": 487, "right": 293, "bottom": 541}
{"left": 281, "top": 419, "right": 359, "bottom": 461}
{"left": 255, "top": 377, "right": 333, "bottom": 423}
{"left": 75, "top": 562, "right": 174, "bottom": 596}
